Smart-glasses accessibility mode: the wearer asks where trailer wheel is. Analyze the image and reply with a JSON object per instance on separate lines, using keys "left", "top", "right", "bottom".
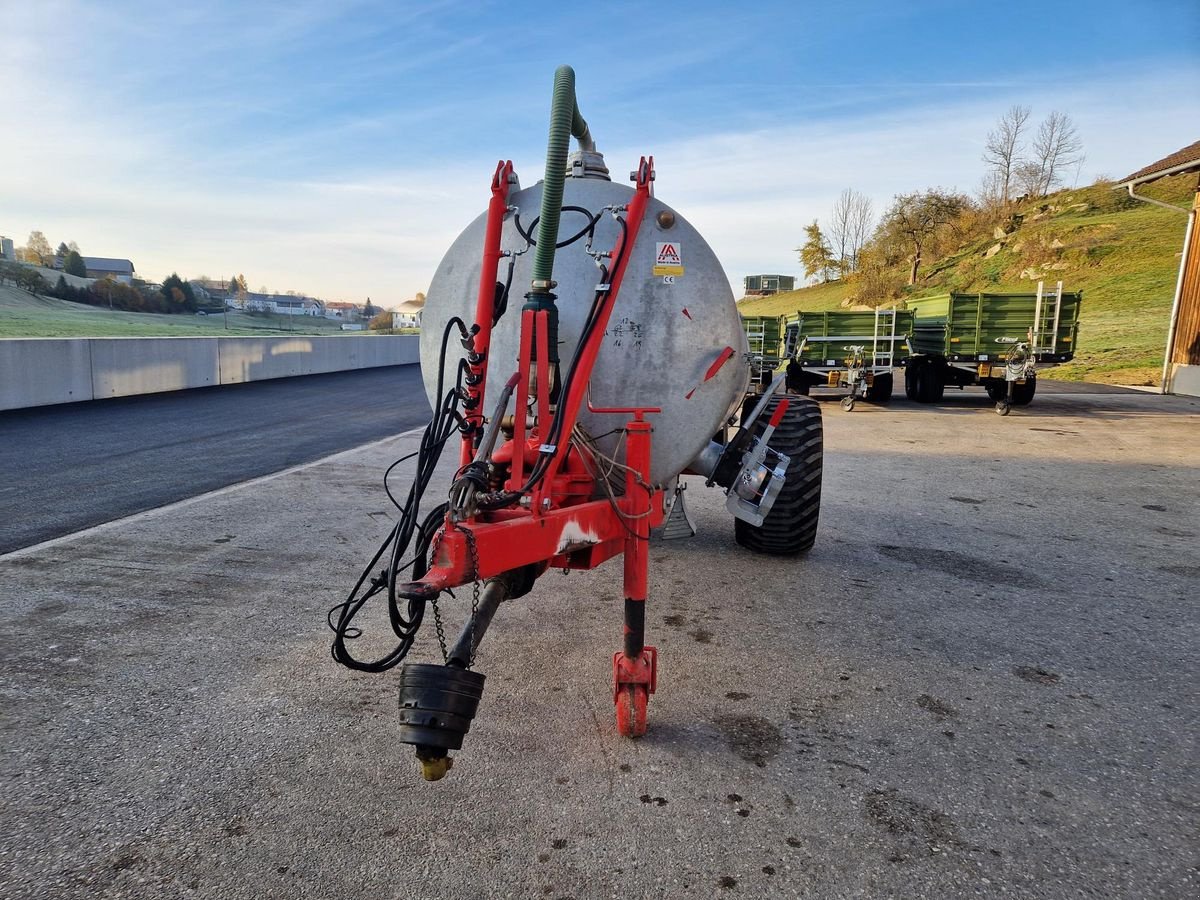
{"left": 904, "top": 366, "right": 919, "bottom": 401}
{"left": 914, "top": 364, "right": 944, "bottom": 403}
{"left": 985, "top": 381, "right": 1007, "bottom": 402}
{"left": 734, "top": 396, "right": 822, "bottom": 556}
{"left": 1011, "top": 373, "right": 1037, "bottom": 406}
{"left": 866, "top": 372, "right": 894, "bottom": 403}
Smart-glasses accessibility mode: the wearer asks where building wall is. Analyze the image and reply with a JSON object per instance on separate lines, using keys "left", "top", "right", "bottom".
{"left": 86, "top": 268, "right": 133, "bottom": 285}
{"left": 1170, "top": 192, "right": 1200, "bottom": 368}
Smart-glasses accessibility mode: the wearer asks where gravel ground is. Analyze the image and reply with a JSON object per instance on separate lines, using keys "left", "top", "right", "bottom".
{"left": 1, "top": 385, "right": 1196, "bottom": 899}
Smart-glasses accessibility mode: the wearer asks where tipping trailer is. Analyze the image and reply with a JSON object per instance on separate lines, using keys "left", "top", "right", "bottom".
{"left": 780, "top": 308, "right": 913, "bottom": 410}
{"left": 903, "top": 282, "right": 1082, "bottom": 414}
{"left": 741, "top": 313, "right": 787, "bottom": 386}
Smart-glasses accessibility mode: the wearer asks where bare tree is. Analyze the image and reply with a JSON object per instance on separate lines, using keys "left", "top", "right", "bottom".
{"left": 982, "top": 105, "right": 1031, "bottom": 205}
{"left": 847, "top": 191, "right": 874, "bottom": 272}
{"left": 827, "top": 190, "right": 853, "bottom": 277}
{"left": 977, "top": 170, "right": 1006, "bottom": 214}
{"left": 1022, "top": 111, "right": 1084, "bottom": 197}
{"left": 880, "top": 189, "right": 967, "bottom": 284}
{"left": 827, "top": 188, "right": 874, "bottom": 276}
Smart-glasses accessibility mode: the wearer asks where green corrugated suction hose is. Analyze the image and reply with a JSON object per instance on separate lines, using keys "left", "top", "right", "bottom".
{"left": 530, "top": 65, "right": 594, "bottom": 290}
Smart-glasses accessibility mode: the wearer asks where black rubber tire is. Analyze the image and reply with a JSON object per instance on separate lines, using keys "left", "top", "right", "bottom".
{"left": 913, "top": 363, "right": 944, "bottom": 403}
{"left": 866, "top": 372, "right": 894, "bottom": 403}
{"left": 985, "top": 380, "right": 1007, "bottom": 402}
{"left": 1011, "top": 373, "right": 1036, "bottom": 406}
{"left": 904, "top": 365, "right": 919, "bottom": 401}
{"left": 733, "top": 396, "right": 822, "bottom": 556}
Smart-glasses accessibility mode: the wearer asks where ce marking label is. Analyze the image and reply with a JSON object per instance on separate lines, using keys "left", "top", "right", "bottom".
{"left": 662, "top": 275, "right": 676, "bottom": 285}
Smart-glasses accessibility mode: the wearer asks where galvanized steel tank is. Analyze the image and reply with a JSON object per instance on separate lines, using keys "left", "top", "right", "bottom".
{"left": 420, "top": 155, "right": 748, "bottom": 486}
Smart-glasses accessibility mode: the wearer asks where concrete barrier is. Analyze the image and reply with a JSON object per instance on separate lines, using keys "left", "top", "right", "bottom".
{"left": 90, "top": 338, "right": 220, "bottom": 399}
{"left": 0, "top": 335, "right": 420, "bottom": 411}
{"left": 0, "top": 339, "right": 94, "bottom": 408}
{"left": 217, "top": 335, "right": 419, "bottom": 384}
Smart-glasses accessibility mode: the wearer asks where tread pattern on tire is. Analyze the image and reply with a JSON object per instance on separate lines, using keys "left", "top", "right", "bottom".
{"left": 733, "top": 396, "right": 822, "bottom": 556}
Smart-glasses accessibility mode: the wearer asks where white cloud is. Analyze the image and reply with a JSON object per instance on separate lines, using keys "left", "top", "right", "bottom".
{"left": 609, "top": 66, "right": 1200, "bottom": 293}
{"left": 1, "top": 7, "right": 1195, "bottom": 307}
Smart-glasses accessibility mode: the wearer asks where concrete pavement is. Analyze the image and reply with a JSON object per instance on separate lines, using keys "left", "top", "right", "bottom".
{"left": 0, "top": 386, "right": 1196, "bottom": 899}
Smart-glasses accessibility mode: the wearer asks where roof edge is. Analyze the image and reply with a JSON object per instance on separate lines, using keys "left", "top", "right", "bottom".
{"left": 1113, "top": 156, "right": 1200, "bottom": 191}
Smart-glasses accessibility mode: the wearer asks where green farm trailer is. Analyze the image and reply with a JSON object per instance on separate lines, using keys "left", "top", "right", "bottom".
{"left": 781, "top": 308, "right": 913, "bottom": 410}
{"left": 903, "top": 281, "right": 1081, "bottom": 415}
{"left": 741, "top": 314, "right": 787, "bottom": 386}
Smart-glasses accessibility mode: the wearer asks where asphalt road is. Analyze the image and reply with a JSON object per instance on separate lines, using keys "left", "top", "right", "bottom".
{"left": 1, "top": 385, "right": 1195, "bottom": 899}
{"left": 0, "top": 366, "right": 431, "bottom": 553}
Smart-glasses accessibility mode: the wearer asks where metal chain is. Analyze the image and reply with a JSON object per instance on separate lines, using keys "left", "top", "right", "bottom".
{"left": 461, "top": 526, "right": 481, "bottom": 669}
{"left": 425, "top": 521, "right": 481, "bottom": 668}
{"left": 426, "top": 527, "right": 450, "bottom": 663}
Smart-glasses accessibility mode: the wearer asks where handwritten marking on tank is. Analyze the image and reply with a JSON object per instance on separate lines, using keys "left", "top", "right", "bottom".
{"left": 606, "top": 316, "right": 644, "bottom": 349}
{"left": 653, "top": 241, "right": 684, "bottom": 277}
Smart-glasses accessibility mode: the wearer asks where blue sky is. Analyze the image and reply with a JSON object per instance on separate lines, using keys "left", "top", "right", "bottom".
{"left": 2, "top": 0, "right": 1197, "bottom": 303}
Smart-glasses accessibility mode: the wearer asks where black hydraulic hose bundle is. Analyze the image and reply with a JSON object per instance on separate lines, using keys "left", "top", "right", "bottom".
{"left": 327, "top": 317, "right": 472, "bottom": 672}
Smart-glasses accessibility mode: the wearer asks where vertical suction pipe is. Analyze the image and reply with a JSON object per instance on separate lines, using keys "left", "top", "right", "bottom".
{"left": 523, "top": 65, "right": 597, "bottom": 368}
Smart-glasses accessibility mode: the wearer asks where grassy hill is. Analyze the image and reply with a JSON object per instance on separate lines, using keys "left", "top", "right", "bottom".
{"left": 0, "top": 282, "right": 355, "bottom": 338}
{"left": 737, "top": 174, "right": 1195, "bottom": 385}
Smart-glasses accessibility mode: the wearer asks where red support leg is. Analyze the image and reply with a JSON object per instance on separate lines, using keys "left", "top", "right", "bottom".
{"left": 614, "top": 414, "right": 657, "bottom": 737}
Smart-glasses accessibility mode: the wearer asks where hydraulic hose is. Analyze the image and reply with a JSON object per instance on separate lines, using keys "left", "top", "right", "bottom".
{"left": 530, "top": 65, "right": 595, "bottom": 291}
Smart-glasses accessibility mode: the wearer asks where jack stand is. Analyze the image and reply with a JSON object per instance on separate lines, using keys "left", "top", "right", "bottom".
{"left": 613, "top": 646, "right": 657, "bottom": 737}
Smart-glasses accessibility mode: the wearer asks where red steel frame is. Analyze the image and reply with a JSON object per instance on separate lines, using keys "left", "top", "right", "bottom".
{"left": 414, "top": 156, "right": 663, "bottom": 735}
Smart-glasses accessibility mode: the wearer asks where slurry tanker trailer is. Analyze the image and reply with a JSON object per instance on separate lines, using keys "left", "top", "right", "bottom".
{"left": 329, "top": 67, "right": 823, "bottom": 780}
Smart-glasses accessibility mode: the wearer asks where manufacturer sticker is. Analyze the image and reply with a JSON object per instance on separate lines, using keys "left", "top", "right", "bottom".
{"left": 653, "top": 241, "right": 684, "bottom": 277}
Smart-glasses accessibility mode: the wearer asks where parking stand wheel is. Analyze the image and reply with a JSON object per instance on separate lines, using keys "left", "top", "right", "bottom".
{"left": 995, "top": 400, "right": 1011, "bottom": 416}
{"left": 841, "top": 396, "right": 855, "bottom": 411}
{"left": 615, "top": 684, "right": 648, "bottom": 737}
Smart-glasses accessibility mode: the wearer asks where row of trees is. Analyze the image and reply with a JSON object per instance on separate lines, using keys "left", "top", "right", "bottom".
{"left": 0, "top": 259, "right": 204, "bottom": 314}
{"left": 798, "top": 189, "right": 875, "bottom": 283}
{"left": 14, "top": 231, "right": 87, "bottom": 275}
{"left": 800, "top": 188, "right": 967, "bottom": 288}
{"left": 795, "top": 106, "right": 1087, "bottom": 298}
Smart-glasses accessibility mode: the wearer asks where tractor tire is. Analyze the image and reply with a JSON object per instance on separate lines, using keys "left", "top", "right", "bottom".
{"left": 866, "top": 372, "right": 894, "bottom": 403}
{"left": 1011, "top": 373, "right": 1037, "bottom": 406}
{"left": 733, "top": 396, "right": 822, "bottom": 556}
